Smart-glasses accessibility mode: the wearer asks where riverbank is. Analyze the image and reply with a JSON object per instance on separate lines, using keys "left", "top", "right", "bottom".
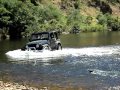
{"left": 0, "top": 81, "right": 39, "bottom": 90}
{"left": 0, "top": 80, "right": 87, "bottom": 90}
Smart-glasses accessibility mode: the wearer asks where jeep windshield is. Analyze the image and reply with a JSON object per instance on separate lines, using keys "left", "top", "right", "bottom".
{"left": 30, "top": 33, "right": 49, "bottom": 41}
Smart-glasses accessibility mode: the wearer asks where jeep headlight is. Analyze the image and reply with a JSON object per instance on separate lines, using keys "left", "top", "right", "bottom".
{"left": 36, "top": 44, "right": 39, "bottom": 48}
{"left": 26, "top": 45, "right": 28, "bottom": 49}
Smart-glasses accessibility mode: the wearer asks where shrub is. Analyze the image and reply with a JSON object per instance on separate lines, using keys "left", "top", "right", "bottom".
{"left": 0, "top": 0, "right": 66, "bottom": 38}
{"left": 97, "top": 13, "right": 120, "bottom": 31}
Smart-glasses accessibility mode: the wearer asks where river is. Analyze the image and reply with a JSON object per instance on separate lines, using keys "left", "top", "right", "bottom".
{"left": 0, "top": 32, "right": 120, "bottom": 89}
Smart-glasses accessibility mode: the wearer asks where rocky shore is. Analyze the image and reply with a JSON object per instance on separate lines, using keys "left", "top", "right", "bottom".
{"left": 0, "top": 80, "right": 86, "bottom": 90}
{"left": 0, "top": 81, "right": 39, "bottom": 90}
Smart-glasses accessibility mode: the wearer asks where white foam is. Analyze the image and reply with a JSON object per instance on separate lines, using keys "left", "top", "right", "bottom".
{"left": 5, "top": 46, "right": 119, "bottom": 61}
{"left": 90, "top": 69, "right": 120, "bottom": 78}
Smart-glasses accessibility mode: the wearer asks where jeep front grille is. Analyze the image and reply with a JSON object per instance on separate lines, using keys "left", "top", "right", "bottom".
{"left": 27, "top": 44, "right": 43, "bottom": 50}
{"left": 28, "top": 44, "right": 36, "bottom": 47}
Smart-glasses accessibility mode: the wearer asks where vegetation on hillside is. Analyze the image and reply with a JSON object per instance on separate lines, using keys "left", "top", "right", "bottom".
{"left": 0, "top": 0, "right": 120, "bottom": 39}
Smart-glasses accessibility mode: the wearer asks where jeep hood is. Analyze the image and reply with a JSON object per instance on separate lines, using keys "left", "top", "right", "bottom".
{"left": 27, "top": 40, "right": 48, "bottom": 45}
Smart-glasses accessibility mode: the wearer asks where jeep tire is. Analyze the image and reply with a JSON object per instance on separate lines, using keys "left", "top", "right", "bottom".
{"left": 57, "top": 44, "right": 62, "bottom": 50}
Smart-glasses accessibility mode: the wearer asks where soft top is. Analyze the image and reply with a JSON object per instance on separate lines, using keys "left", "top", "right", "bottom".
{"left": 31, "top": 31, "right": 59, "bottom": 35}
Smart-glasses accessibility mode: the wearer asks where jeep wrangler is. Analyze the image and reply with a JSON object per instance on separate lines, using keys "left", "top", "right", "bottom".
{"left": 21, "top": 31, "right": 62, "bottom": 51}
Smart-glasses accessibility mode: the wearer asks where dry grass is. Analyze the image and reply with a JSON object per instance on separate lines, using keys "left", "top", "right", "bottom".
{"left": 80, "top": 6, "right": 100, "bottom": 17}
{"left": 110, "top": 4, "right": 120, "bottom": 16}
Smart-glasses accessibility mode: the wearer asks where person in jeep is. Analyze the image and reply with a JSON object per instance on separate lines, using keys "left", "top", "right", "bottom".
{"left": 21, "top": 31, "right": 62, "bottom": 51}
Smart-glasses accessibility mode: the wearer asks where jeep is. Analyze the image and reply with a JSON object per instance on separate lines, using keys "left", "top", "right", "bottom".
{"left": 21, "top": 31, "right": 62, "bottom": 51}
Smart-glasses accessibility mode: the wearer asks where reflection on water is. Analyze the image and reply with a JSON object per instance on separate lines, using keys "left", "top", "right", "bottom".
{"left": 1, "top": 32, "right": 120, "bottom": 89}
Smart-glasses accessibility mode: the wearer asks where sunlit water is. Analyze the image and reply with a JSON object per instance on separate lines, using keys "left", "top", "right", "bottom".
{"left": 1, "top": 32, "right": 120, "bottom": 89}
{"left": 4, "top": 45, "right": 120, "bottom": 89}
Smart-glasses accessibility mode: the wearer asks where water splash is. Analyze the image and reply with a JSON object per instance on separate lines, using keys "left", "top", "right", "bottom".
{"left": 5, "top": 45, "right": 120, "bottom": 61}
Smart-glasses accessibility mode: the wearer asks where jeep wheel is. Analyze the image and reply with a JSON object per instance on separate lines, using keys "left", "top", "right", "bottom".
{"left": 44, "top": 46, "right": 51, "bottom": 51}
{"left": 57, "top": 44, "right": 62, "bottom": 50}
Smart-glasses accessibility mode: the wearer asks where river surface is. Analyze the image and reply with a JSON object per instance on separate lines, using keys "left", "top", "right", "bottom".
{"left": 1, "top": 32, "right": 120, "bottom": 89}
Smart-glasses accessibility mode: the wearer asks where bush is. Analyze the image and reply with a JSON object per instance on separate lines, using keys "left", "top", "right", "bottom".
{"left": 97, "top": 13, "right": 120, "bottom": 31}
{"left": 97, "top": 14, "right": 107, "bottom": 25}
{"left": 0, "top": 0, "right": 66, "bottom": 38}
{"left": 66, "top": 10, "right": 86, "bottom": 32}
{"left": 107, "top": 0, "right": 120, "bottom": 4}
{"left": 107, "top": 16, "right": 120, "bottom": 31}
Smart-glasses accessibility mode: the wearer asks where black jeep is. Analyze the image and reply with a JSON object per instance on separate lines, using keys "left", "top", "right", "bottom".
{"left": 21, "top": 31, "right": 62, "bottom": 51}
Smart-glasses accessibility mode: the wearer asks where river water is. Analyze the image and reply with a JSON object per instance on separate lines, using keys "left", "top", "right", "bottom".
{"left": 1, "top": 32, "right": 120, "bottom": 89}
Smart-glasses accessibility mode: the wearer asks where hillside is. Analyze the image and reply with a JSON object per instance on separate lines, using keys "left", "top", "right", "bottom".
{"left": 49, "top": 0, "right": 120, "bottom": 16}
{"left": 0, "top": 0, "right": 120, "bottom": 39}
